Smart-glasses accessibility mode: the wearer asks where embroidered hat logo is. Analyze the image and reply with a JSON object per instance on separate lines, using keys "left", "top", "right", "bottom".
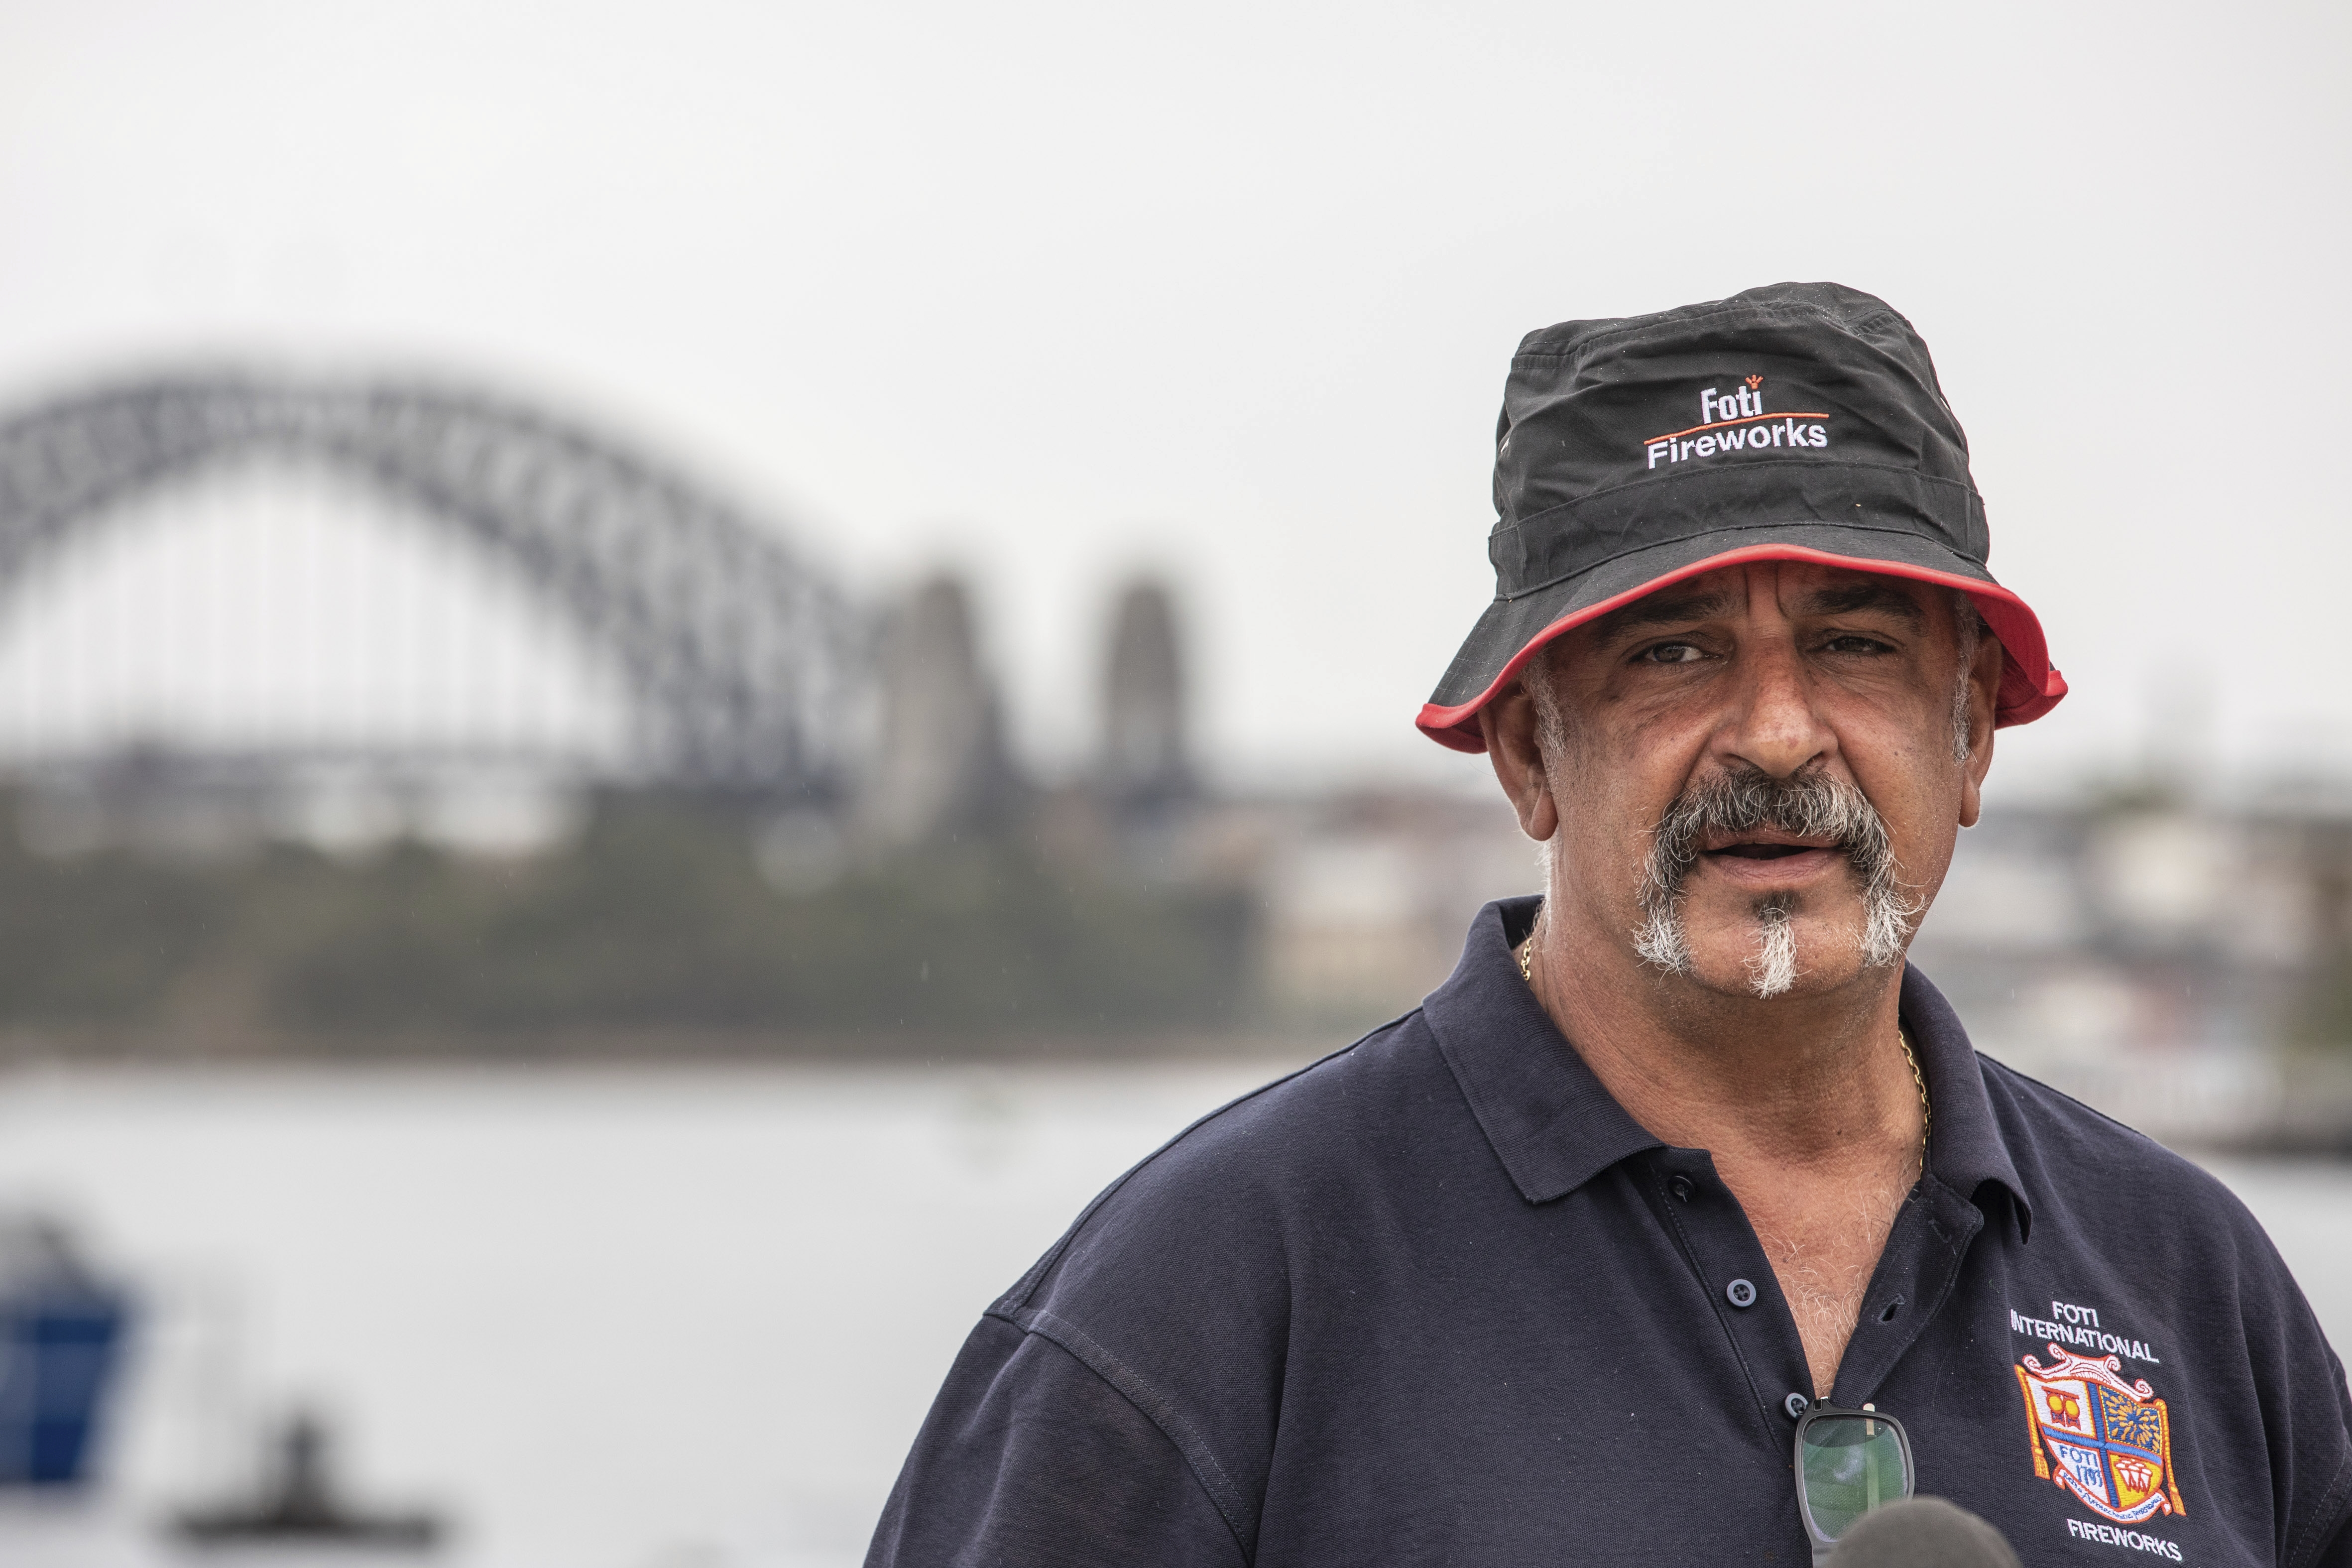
{"left": 1643, "top": 375, "right": 1831, "bottom": 470}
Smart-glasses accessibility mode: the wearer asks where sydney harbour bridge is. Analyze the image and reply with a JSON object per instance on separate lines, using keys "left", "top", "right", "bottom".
{"left": 0, "top": 371, "right": 868, "bottom": 797}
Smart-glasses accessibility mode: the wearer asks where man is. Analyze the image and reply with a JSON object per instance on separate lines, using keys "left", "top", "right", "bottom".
{"left": 867, "top": 284, "right": 2352, "bottom": 1564}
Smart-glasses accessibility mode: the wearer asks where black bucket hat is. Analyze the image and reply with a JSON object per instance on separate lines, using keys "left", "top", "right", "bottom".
{"left": 1417, "top": 281, "right": 2065, "bottom": 752}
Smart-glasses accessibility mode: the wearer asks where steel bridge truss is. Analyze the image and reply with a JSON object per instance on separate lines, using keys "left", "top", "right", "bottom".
{"left": 0, "top": 373, "right": 865, "bottom": 794}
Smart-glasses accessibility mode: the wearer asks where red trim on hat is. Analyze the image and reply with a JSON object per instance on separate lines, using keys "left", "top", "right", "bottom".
{"left": 1644, "top": 410, "right": 1835, "bottom": 445}
{"left": 1414, "top": 542, "right": 2067, "bottom": 754}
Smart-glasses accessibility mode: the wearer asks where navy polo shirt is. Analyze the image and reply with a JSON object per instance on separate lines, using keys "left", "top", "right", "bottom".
{"left": 868, "top": 898, "right": 2352, "bottom": 1567}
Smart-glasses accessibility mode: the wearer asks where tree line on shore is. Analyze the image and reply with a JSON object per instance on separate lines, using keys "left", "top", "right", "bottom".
{"left": 0, "top": 793, "right": 1257, "bottom": 1057}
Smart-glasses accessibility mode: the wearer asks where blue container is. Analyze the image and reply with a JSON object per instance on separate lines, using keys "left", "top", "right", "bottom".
{"left": 0, "top": 1219, "right": 131, "bottom": 1486}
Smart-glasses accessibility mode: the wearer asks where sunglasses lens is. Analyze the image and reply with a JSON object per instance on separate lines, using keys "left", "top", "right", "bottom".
{"left": 1798, "top": 1414, "right": 1911, "bottom": 1543}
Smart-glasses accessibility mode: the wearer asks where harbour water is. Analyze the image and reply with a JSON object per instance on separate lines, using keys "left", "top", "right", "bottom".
{"left": 1, "top": 1058, "right": 2349, "bottom": 1568}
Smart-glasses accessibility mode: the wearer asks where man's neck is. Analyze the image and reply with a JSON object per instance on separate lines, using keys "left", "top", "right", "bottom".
{"left": 1526, "top": 901, "right": 1915, "bottom": 1170}
{"left": 1523, "top": 894, "right": 1928, "bottom": 1397}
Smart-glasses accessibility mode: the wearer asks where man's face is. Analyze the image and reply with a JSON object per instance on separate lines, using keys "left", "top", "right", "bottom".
{"left": 1502, "top": 560, "right": 1998, "bottom": 1002}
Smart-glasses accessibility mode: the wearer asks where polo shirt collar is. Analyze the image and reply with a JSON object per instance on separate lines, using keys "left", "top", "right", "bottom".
{"left": 1422, "top": 896, "right": 2033, "bottom": 1238}
{"left": 1422, "top": 896, "right": 1661, "bottom": 1204}
{"left": 1902, "top": 956, "right": 2035, "bottom": 1241}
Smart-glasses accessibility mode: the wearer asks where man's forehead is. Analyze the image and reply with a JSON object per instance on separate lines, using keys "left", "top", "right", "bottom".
{"left": 1588, "top": 563, "right": 1936, "bottom": 638}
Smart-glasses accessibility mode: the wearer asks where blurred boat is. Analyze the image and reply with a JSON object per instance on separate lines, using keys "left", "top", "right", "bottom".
{"left": 173, "top": 1409, "right": 444, "bottom": 1551}
{"left": 0, "top": 1211, "right": 132, "bottom": 1487}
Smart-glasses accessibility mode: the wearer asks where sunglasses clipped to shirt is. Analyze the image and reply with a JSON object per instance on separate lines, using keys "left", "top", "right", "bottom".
{"left": 1794, "top": 1402, "right": 1916, "bottom": 1561}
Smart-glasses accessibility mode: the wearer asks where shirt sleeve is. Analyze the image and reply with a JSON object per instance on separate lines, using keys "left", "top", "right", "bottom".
{"left": 864, "top": 1313, "right": 1247, "bottom": 1568}
{"left": 2265, "top": 1275, "right": 2352, "bottom": 1568}
{"left": 2314, "top": 1514, "right": 2352, "bottom": 1568}
{"left": 2290, "top": 1429, "right": 2352, "bottom": 1568}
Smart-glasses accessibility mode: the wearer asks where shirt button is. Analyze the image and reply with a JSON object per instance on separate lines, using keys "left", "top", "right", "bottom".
{"left": 1785, "top": 1392, "right": 1811, "bottom": 1420}
{"left": 1667, "top": 1176, "right": 1694, "bottom": 1203}
{"left": 1725, "top": 1278, "right": 1758, "bottom": 1309}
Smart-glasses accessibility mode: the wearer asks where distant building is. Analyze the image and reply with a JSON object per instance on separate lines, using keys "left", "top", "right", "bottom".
{"left": 1099, "top": 579, "right": 1191, "bottom": 811}
{"left": 1250, "top": 790, "right": 1535, "bottom": 1021}
{"left": 1911, "top": 797, "right": 2323, "bottom": 1059}
{"left": 857, "top": 574, "right": 1015, "bottom": 847}
{"left": 1905, "top": 788, "right": 2352, "bottom": 1145}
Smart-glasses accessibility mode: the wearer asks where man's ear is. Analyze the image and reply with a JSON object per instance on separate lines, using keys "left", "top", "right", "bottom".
{"left": 1479, "top": 680, "right": 1559, "bottom": 844}
{"left": 1958, "top": 632, "right": 2002, "bottom": 829}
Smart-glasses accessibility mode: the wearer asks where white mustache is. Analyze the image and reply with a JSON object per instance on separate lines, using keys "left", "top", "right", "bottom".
{"left": 1633, "top": 768, "right": 1918, "bottom": 988}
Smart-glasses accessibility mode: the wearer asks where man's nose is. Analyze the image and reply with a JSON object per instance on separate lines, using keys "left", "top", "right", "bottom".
{"left": 1722, "top": 636, "right": 1834, "bottom": 780}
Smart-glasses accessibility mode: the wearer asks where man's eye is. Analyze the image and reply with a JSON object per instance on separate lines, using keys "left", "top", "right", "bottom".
{"left": 1637, "top": 641, "right": 1706, "bottom": 665}
{"left": 1822, "top": 634, "right": 1895, "bottom": 655}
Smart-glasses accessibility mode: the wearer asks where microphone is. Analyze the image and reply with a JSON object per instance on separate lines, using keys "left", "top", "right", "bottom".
{"left": 1826, "top": 1497, "right": 2022, "bottom": 1567}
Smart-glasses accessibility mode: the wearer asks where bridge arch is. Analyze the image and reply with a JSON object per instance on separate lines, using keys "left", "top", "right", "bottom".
{"left": 0, "top": 374, "right": 864, "bottom": 793}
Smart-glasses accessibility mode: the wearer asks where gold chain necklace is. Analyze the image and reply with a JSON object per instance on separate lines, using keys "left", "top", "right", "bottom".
{"left": 1518, "top": 912, "right": 1931, "bottom": 1177}
{"left": 1899, "top": 1025, "right": 1931, "bottom": 1178}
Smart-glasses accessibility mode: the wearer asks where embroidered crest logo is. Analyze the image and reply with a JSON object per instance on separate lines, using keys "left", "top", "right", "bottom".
{"left": 2015, "top": 1345, "right": 2186, "bottom": 1525}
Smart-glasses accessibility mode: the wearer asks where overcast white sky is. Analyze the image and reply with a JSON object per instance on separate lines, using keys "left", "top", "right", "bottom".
{"left": 0, "top": 0, "right": 2345, "bottom": 796}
